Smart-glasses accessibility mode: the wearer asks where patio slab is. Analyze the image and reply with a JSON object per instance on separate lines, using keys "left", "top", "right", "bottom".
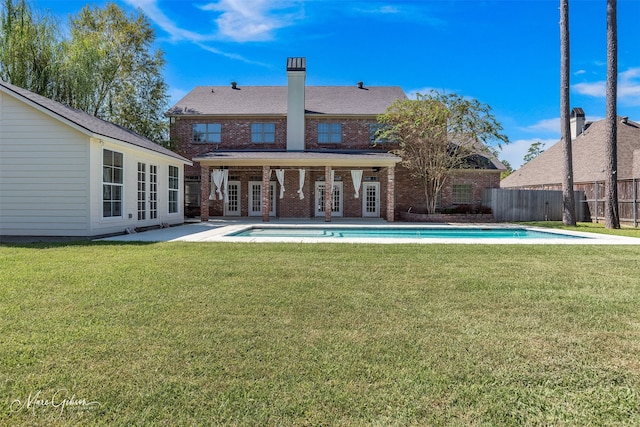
{"left": 97, "top": 219, "right": 640, "bottom": 245}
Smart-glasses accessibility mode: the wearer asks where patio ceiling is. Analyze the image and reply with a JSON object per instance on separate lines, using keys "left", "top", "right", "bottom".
{"left": 193, "top": 150, "right": 402, "bottom": 168}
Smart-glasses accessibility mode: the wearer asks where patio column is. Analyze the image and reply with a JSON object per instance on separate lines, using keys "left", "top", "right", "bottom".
{"left": 262, "top": 165, "right": 270, "bottom": 222}
{"left": 200, "top": 165, "right": 210, "bottom": 221}
{"left": 325, "top": 165, "right": 333, "bottom": 222}
{"left": 386, "top": 165, "right": 395, "bottom": 222}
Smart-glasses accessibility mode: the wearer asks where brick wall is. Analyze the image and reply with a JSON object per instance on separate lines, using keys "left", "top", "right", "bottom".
{"left": 170, "top": 117, "right": 287, "bottom": 176}
{"left": 394, "top": 166, "right": 501, "bottom": 214}
{"left": 171, "top": 116, "right": 394, "bottom": 165}
{"left": 171, "top": 115, "right": 500, "bottom": 219}
{"left": 198, "top": 167, "right": 389, "bottom": 218}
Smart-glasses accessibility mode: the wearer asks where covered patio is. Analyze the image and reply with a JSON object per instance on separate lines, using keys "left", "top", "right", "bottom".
{"left": 193, "top": 151, "right": 401, "bottom": 222}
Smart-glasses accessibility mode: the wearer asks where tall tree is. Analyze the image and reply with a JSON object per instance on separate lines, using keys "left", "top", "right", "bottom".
{"left": 378, "top": 91, "right": 508, "bottom": 214}
{"left": 560, "top": 0, "right": 576, "bottom": 225}
{"left": 523, "top": 141, "right": 545, "bottom": 164}
{"left": 61, "top": 3, "right": 169, "bottom": 142}
{"left": 0, "top": 0, "right": 61, "bottom": 98}
{"left": 604, "top": 0, "right": 620, "bottom": 229}
{"left": 0, "top": 1, "right": 169, "bottom": 143}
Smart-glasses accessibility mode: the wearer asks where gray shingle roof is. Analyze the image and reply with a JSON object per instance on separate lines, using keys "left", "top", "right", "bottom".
{"left": 501, "top": 117, "right": 640, "bottom": 187}
{"left": 167, "top": 85, "right": 407, "bottom": 116}
{"left": 0, "top": 79, "right": 190, "bottom": 163}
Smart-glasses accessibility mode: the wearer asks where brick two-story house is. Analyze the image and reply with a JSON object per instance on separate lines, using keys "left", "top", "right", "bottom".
{"left": 168, "top": 57, "right": 504, "bottom": 222}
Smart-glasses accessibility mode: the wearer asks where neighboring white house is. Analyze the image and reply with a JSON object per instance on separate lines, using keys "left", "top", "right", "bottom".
{"left": 0, "top": 80, "right": 191, "bottom": 241}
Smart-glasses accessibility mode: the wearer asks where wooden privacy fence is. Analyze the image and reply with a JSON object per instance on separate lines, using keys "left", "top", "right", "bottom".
{"left": 493, "top": 179, "right": 639, "bottom": 226}
{"left": 482, "top": 189, "right": 588, "bottom": 222}
{"left": 574, "top": 179, "right": 639, "bottom": 227}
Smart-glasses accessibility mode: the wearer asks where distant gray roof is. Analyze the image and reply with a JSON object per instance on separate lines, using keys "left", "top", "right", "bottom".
{"left": 167, "top": 85, "right": 407, "bottom": 116}
{"left": 501, "top": 117, "right": 640, "bottom": 187}
{"left": 0, "top": 79, "right": 190, "bottom": 163}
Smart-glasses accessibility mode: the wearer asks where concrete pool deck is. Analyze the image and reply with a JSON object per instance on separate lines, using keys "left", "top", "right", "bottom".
{"left": 98, "top": 218, "right": 640, "bottom": 245}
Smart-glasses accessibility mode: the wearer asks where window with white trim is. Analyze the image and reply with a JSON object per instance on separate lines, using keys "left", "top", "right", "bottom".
{"left": 318, "top": 123, "right": 342, "bottom": 143}
{"left": 452, "top": 184, "right": 472, "bottom": 205}
{"left": 103, "top": 149, "right": 123, "bottom": 217}
{"left": 251, "top": 123, "right": 275, "bottom": 143}
{"left": 168, "top": 166, "right": 179, "bottom": 213}
{"left": 193, "top": 123, "right": 221, "bottom": 143}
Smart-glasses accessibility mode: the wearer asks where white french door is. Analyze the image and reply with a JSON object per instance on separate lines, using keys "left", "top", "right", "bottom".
{"left": 149, "top": 165, "right": 158, "bottom": 220}
{"left": 315, "top": 182, "right": 343, "bottom": 217}
{"left": 362, "top": 182, "right": 380, "bottom": 217}
{"left": 248, "top": 181, "right": 276, "bottom": 217}
{"left": 137, "top": 162, "right": 147, "bottom": 220}
{"left": 224, "top": 181, "right": 241, "bottom": 216}
{"left": 137, "top": 163, "right": 158, "bottom": 221}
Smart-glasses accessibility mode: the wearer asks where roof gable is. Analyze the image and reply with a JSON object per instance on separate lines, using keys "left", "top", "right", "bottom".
{"left": 0, "top": 79, "right": 190, "bottom": 163}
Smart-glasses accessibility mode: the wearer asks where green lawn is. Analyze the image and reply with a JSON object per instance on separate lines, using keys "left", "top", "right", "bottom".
{"left": 1, "top": 242, "right": 640, "bottom": 426}
{"left": 521, "top": 221, "right": 640, "bottom": 238}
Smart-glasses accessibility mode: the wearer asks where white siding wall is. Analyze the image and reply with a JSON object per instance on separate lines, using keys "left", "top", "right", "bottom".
{"left": 0, "top": 93, "right": 91, "bottom": 236}
{"left": 1, "top": 91, "right": 186, "bottom": 238}
{"left": 87, "top": 139, "right": 186, "bottom": 237}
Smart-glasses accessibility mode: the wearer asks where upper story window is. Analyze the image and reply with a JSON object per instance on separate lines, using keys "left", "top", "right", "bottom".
{"left": 369, "top": 123, "right": 393, "bottom": 144}
{"left": 251, "top": 123, "right": 275, "bottom": 143}
{"left": 103, "top": 149, "right": 123, "bottom": 218}
{"left": 193, "top": 123, "right": 221, "bottom": 143}
{"left": 318, "top": 123, "right": 342, "bottom": 144}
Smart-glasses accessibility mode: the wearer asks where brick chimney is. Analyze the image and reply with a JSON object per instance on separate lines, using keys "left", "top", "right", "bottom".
{"left": 570, "top": 107, "right": 585, "bottom": 139}
{"left": 286, "top": 57, "right": 306, "bottom": 151}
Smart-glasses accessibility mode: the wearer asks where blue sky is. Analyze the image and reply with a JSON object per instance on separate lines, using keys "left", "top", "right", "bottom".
{"left": 35, "top": 0, "right": 640, "bottom": 169}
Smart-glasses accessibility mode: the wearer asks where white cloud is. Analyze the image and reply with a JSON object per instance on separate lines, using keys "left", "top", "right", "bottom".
{"left": 123, "top": 0, "right": 301, "bottom": 61}
{"left": 124, "top": 0, "right": 210, "bottom": 43}
{"left": 498, "top": 138, "right": 558, "bottom": 170}
{"left": 349, "top": 3, "right": 444, "bottom": 26}
{"left": 199, "top": 0, "right": 303, "bottom": 42}
{"left": 520, "top": 118, "right": 560, "bottom": 134}
{"left": 573, "top": 67, "right": 640, "bottom": 105}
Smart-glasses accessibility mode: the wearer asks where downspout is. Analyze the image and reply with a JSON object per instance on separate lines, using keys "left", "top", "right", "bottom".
{"left": 634, "top": 178, "right": 638, "bottom": 228}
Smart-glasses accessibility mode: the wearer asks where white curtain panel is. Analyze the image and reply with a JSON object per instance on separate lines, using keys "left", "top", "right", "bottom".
{"left": 211, "top": 170, "right": 224, "bottom": 200}
{"left": 275, "top": 169, "right": 285, "bottom": 199}
{"left": 222, "top": 169, "right": 229, "bottom": 204}
{"left": 351, "top": 170, "right": 363, "bottom": 199}
{"left": 297, "top": 169, "right": 305, "bottom": 200}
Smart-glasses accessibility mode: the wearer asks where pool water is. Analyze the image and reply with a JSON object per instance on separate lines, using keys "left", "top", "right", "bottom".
{"left": 228, "top": 227, "right": 586, "bottom": 240}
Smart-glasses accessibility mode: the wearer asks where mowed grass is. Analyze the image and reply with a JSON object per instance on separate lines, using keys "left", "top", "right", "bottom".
{"left": 522, "top": 221, "right": 640, "bottom": 238}
{"left": 1, "top": 242, "right": 640, "bottom": 426}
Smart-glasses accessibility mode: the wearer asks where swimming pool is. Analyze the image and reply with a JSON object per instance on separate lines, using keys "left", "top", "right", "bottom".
{"left": 227, "top": 226, "right": 587, "bottom": 240}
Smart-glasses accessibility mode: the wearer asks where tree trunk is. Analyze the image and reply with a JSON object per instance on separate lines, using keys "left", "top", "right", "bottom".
{"left": 560, "top": 0, "right": 576, "bottom": 225}
{"left": 604, "top": 0, "right": 620, "bottom": 229}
